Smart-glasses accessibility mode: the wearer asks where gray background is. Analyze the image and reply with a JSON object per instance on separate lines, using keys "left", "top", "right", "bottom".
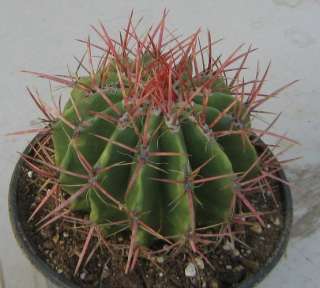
{"left": 1, "top": 1, "right": 319, "bottom": 287}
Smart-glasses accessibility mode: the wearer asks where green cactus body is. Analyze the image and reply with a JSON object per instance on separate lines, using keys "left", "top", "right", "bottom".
{"left": 159, "top": 125, "right": 191, "bottom": 239}
{"left": 51, "top": 57, "right": 261, "bottom": 247}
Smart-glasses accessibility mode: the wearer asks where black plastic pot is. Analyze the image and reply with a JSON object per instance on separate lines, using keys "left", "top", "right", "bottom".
{"left": 9, "top": 134, "right": 293, "bottom": 288}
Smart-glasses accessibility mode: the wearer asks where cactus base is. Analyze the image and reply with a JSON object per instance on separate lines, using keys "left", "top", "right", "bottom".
{"left": 9, "top": 133, "right": 292, "bottom": 288}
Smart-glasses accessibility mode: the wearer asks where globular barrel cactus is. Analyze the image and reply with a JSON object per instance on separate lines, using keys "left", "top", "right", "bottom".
{"left": 22, "top": 12, "right": 296, "bottom": 274}
{"left": 51, "top": 52, "right": 259, "bottom": 249}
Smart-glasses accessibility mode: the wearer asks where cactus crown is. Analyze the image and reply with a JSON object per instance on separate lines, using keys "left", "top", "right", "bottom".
{"left": 22, "top": 12, "right": 296, "bottom": 274}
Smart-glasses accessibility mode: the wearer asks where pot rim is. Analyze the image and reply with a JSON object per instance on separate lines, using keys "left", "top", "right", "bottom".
{"left": 9, "top": 134, "right": 293, "bottom": 288}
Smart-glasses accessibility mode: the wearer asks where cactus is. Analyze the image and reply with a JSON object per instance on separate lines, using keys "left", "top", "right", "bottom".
{"left": 51, "top": 46, "right": 261, "bottom": 248}
{"left": 21, "top": 12, "right": 297, "bottom": 274}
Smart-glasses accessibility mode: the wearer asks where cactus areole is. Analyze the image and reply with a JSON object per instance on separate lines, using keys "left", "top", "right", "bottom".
{"left": 14, "top": 12, "right": 296, "bottom": 282}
